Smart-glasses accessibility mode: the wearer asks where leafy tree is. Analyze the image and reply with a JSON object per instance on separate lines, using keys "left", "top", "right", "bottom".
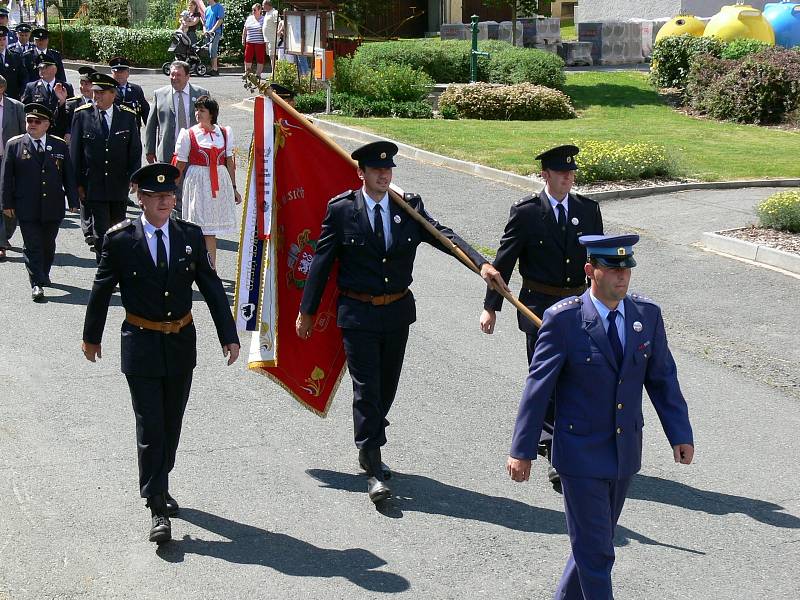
{"left": 482, "top": 0, "right": 538, "bottom": 46}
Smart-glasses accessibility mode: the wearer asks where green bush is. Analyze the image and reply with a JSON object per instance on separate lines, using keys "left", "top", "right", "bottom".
{"left": 721, "top": 38, "right": 771, "bottom": 60}
{"left": 438, "top": 82, "right": 576, "bottom": 121}
{"left": 686, "top": 47, "right": 800, "bottom": 124}
{"left": 294, "top": 91, "right": 328, "bottom": 114}
{"left": 217, "top": 0, "right": 250, "bottom": 61}
{"left": 756, "top": 191, "right": 800, "bottom": 233}
{"left": 650, "top": 34, "right": 726, "bottom": 89}
{"left": 145, "top": 0, "right": 182, "bottom": 28}
{"left": 87, "top": 0, "right": 130, "bottom": 27}
{"left": 350, "top": 38, "right": 564, "bottom": 87}
{"left": 486, "top": 46, "right": 566, "bottom": 88}
{"left": 571, "top": 140, "right": 676, "bottom": 184}
{"left": 89, "top": 26, "right": 173, "bottom": 66}
{"left": 271, "top": 60, "right": 325, "bottom": 95}
{"left": 54, "top": 25, "right": 94, "bottom": 60}
{"left": 334, "top": 57, "right": 433, "bottom": 102}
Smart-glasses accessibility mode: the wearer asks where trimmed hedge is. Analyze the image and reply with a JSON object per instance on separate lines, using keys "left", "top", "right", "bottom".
{"left": 334, "top": 57, "right": 433, "bottom": 102}
{"left": 757, "top": 191, "right": 800, "bottom": 233}
{"left": 351, "top": 39, "right": 565, "bottom": 87}
{"left": 55, "top": 24, "right": 173, "bottom": 67}
{"left": 294, "top": 91, "right": 433, "bottom": 118}
{"left": 571, "top": 140, "right": 676, "bottom": 184}
{"left": 650, "top": 34, "right": 726, "bottom": 89}
{"left": 438, "top": 82, "right": 575, "bottom": 121}
{"left": 686, "top": 47, "right": 800, "bottom": 124}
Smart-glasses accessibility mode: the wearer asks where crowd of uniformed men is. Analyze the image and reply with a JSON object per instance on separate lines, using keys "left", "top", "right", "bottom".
{"left": 0, "top": 35, "right": 696, "bottom": 598}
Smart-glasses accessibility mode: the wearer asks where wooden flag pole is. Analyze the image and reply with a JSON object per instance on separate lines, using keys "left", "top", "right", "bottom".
{"left": 251, "top": 78, "right": 541, "bottom": 328}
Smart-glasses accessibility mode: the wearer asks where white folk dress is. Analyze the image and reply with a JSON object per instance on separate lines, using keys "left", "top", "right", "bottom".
{"left": 176, "top": 124, "right": 237, "bottom": 236}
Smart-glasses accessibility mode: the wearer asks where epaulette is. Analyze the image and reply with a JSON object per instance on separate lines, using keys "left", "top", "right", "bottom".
{"left": 547, "top": 296, "right": 583, "bottom": 314}
{"left": 630, "top": 293, "right": 657, "bottom": 306}
{"left": 107, "top": 219, "right": 133, "bottom": 234}
{"left": 119, "top": 104, "right": 137, "bottom": 115}
{"left": 403, "top": 192, "right": 421, "bottom": 202}
{"left": 48, "top": 135, "right": 66, "bottom": 143}
{"left": 514, "top": 194, "right": 536, "bottom": 206}
{"left": 75, "top": 103, "right": 93, "bottom": 112}
{"left": 174, "top": 216, "right": 202, "bottom": 231}
{"left": 330, "top": 189, "right": 355, "bottom": 203}
{"left": 7, "top": 134, "right": 25, "bottom": 143}
{"left": 573, "top": 191, "right": 600, "bottom": 206}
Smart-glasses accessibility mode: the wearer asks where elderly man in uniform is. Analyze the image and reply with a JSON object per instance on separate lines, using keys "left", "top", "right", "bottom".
{"left": 70, "top": 71, "right": 141, "bottom": 262}
{"left": 82, "top": 163, "right": 240, "bottom": 545}
{"left": 22, "top": 28, "right": 66, "bottom": 83}
{"left": 0, "top": 103, "right": 78, "bottom": 301}
{"left": 481, "top": 144, "right": 603, "bottom": 491}
{"left": 296, "top": 141, "right": 506, "bottom": 504}
{"left": 109, "top": 56, "right": 150, "bottom": 129}
{"left": 507, "top": 234, "right": 694, "bottom": 600}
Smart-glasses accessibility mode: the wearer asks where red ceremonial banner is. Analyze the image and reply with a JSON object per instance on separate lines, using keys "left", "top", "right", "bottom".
{"left": 253, "top": 102, "right": 362, "bottom": 416}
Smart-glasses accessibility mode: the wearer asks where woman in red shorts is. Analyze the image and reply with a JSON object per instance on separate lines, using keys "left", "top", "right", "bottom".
{"left": 241, "top": 3, "right": 267, "bottom": 78}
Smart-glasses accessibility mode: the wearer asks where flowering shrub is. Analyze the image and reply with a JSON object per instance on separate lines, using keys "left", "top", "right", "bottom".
{"left": 438, "top": 83, "right": 576, "bottom": 121}
{"left": 757, "top": 191, "right": 800, "bottom": 233}
{"left": 650, "top": 34, "right": 726, "bottom": 89}
{"left": 570, "top": 140, "right": 676, "bottom": 184}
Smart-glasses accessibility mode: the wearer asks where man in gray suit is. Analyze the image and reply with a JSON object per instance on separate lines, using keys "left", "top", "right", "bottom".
{"left": 144, "top": 60, "right": 208, "bottom": 211}
{"left": 0, "top": 74, "right": 26, "bottom": 260}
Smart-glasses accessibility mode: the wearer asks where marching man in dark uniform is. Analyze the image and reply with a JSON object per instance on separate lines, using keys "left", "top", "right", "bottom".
{"left": 0, "top": 25, "right": 27, "bottom": 100}
{"left": 0, "top": 103, "right": 78, "bottom": 301}
{"left": 81, "top": 163, "right": 240, "bottom": 545}
{"left": 70, "top": 71, "right": 141, "bottom": 262}
{"left": 54, "top": 66, "right": 95, "bottom": 144}
{"left": 481, "top": 145, "right": 603, "bottom": 490}
{"left": 109, "top": 56, "right": 150, "bottom": 129}
{"left": 22, "top": 28, "right": 66, "bottom": 84}
{"left": 296, "top": 141, "right": 506, "bottom": 504}
{"left": 21, "top": 54, "right": 72, "bottom": 137}
{"left": 9, "top": 23, "right": 35, "bottom": 56}
{"left": 507, "top": 234, "right": 694, "bottom": 600}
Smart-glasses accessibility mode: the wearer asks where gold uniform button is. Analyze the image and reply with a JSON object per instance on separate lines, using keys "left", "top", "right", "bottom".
{"left": 617, "top": 403, "right": 623, "bottom": 410}
{"left": 164, "top": 291, "right": 169, "bottom": 297}
{"left": 565, "top": 258, "right": 570, "bottom": 264}
{"left": 616, "top": 427, "right": 622, "bottom": 434}
{"left": 167, "top": 311, "right": 172, "bottom": 317}
{"left": 133, "top": 271, "right": 137, "bottom": 276}
{"left": 585, "top": 357, "right": 591, "bottom": 362}
{"left": 384, "top": 277, "right": 389, "bottom": 282}
{"left": 566, "top": 277, "right": 571, "bottom": 282}
{"left": 568, "top": 424, "right": 573, "bottom": 430}
{"left": 382, "top": 258, "right": 387, "bottom": 263}
{"left": 42, "top": 193, "right": 47, "bottom": 197}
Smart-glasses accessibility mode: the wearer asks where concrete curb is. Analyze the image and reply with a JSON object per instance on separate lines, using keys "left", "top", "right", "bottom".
{"left": 308, "top": 117, "right": 800, "bottom": 200}
{"left": 702, "top": 230, "right": 800, "bottom": 275}
{"left": 63, "top": 60, "right": 245, "bottom": 76}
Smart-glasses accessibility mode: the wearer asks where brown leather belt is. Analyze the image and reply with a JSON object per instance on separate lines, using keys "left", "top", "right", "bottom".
{"left": 339, "top": 288, "right": 409, "bottom": 306}
{"left": 125, "top": 311, "right": 193, "bottom": 334}
{"left": 522, "top": 278, "right": 587, "bottom": 297}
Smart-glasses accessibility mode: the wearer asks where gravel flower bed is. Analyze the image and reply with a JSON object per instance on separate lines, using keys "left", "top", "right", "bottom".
{"left": 718, "top": 225, "right": 800, "bottom": 255}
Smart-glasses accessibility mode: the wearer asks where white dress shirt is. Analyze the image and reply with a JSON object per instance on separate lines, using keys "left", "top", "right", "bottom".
{"left": 589, "top": 290, "right": 626, "bottom": 349}
{"left": 27, "top": 132, "right": 47, "bottom": 151}
{"left": 545, "top": 187, "right": 569, "bottom": 221}
{"left": 362, "top": 188, "right": 392, "bottom": 249}
{"left": 98, "top": 105, "right": 114, "bottom": 132}
{"left": 141, "top": 214, "right": 170, "bottom": 266}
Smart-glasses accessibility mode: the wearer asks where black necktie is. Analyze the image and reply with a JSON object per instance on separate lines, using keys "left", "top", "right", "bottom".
{"left": 373, "top": 204, "right": 385, "bottom": 249}
{"left": 100, "top": 110, "right": 109, "bottom": 139}
{"left": 119, "top": 85, "right": 126, "bottom": 100}
{"left": 607, "top": 310, "right": 624, "bottom": 367}
{"left": 35, "top": 139, "right": 44, "bottom": 153}
{"left": 556, "top": 202, "right": 567, "bottom": 246}
{"left": 155, "top": 229, "right": 168, "bottom": 283}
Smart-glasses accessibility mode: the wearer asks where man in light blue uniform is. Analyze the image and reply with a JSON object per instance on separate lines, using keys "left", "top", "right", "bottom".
{"left": 507, "top": 234, "right": 695, "bottom": 600}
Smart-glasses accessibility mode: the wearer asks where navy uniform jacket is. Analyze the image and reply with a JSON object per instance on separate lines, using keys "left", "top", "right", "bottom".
{"left": 53, "top": 95, "right": 91, "bottom": 137}
{"left": 115, "top": 81, "right": 150, "bottom": 128}
{"left": 70, "top": 103, "right": 141, "bottom": 204}
{"left": 300, "top": 189, "right": 488, "bottom": 332}
{"left": 9, "top": 41, "right": 35, "bottom": 56}
{"left": 22, "top": 48, "right": 66, "bottom": 83}
{"left": 83, "top": 217, "right": 239, "bottom": 377}
{"left": 0, "top": 133, "right": 78, "bottom": 221}
{"left": 0, "top": 50, "right": 27, "bottom": 100}
{"left": 510, "top": 290, "right": 693, "bottom": 480}
{"left": 21, "top": 79, "right": 74, "bottom": 136}
{"left": 484, "top": 192, "right": 603, "bottom": 333}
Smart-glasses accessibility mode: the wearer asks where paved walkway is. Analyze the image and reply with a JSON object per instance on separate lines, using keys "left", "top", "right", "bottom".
{"left": 0, "top": 70, "right": 797, "bottom": 600}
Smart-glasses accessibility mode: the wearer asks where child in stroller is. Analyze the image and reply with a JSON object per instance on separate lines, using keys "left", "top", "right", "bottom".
{"left": 162, "top": 11, "right": 211, "bottom": 76}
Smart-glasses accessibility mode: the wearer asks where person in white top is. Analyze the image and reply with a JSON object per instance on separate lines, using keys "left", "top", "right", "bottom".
{"left": 261, "top": 0, "right": 281, "bottom": 72}
{"left": 242, "top": 4, "right": 266, "bottom": 78}
{"left": 174, "top": 96, "right": 241, "bottom": 270}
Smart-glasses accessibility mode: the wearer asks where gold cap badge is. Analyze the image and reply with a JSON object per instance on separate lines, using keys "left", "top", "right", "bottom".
{"left": 617, "top": 247, "right": 625, "bottom": 255}
{"left": 157, "top": 175, "right": 165, "bottom": 183}
{"left": 380, "top": 152, "right": 387, "bottom": 159}
{"left": 566, "top": 156, "right": 572, "bottom": 163}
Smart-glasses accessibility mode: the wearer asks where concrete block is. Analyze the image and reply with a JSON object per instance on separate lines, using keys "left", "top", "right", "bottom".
{"left": 558, "top": 41, "right": 594, "bottom": 65}
{"left": 477, "top": 21, "right": 500, "bottom": 40}
{"left": 441, "top": 23, "right": 470, "bottom": 41}
{"left": 498, "top": 21, "right": 524, "bottom": 46}
{"left": 754, "top": 246, "right": 800, "bottom": 274}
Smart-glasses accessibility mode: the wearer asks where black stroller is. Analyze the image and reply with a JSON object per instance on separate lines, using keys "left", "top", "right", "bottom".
{"left": 162, "top": 30, "right": 211, "bottom": 77}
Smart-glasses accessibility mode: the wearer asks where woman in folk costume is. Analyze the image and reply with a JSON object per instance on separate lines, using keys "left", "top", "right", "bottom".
{"left": 175, "top": 96, "right": 241, "bottom": 269}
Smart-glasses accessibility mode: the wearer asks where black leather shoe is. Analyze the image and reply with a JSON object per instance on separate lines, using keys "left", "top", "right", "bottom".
{"left": 165, "top": 492, "right": 179, "bottom": 517}
{"left": 548, "top": 466, "right": 562, "bottom": 493}
{"left": 358, "top": 448, "right": 391, "bottom": 480}
{"left": 149, "top": 514, "right": 172, "bottom": 544}
{"left": 367, "top": 476, "right": 391, "bottom": 504}
{"left": 31, "top": 285, "right": 44, "bottom": 302}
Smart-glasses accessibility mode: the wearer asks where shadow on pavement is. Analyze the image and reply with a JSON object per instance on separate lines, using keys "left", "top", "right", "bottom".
{"left": 158, "top": 508, "right": 411, "bottom": 593}
{"left": 54, "top": 252, "right": 98, "bottom": 269}
{"left": 45, "top": 282, "right": 122, "bottom": 307}
{"left": 629, "top": 474, "right": 800, "bottom": 529}
{"left": 306, "top": 469, "right": 705, "bottom": 555}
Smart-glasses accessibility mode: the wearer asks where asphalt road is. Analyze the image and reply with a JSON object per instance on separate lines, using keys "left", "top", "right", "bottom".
{"left": 0, "top": 70, "right": 798, "bottom": 600}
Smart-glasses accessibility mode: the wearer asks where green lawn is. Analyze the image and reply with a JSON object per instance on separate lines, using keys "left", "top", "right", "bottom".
{"left": 326, "top": 71, "right": 800, "bottom": 182}
{"left": 561, "top": 18, "right": 576, "bottom": 41}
